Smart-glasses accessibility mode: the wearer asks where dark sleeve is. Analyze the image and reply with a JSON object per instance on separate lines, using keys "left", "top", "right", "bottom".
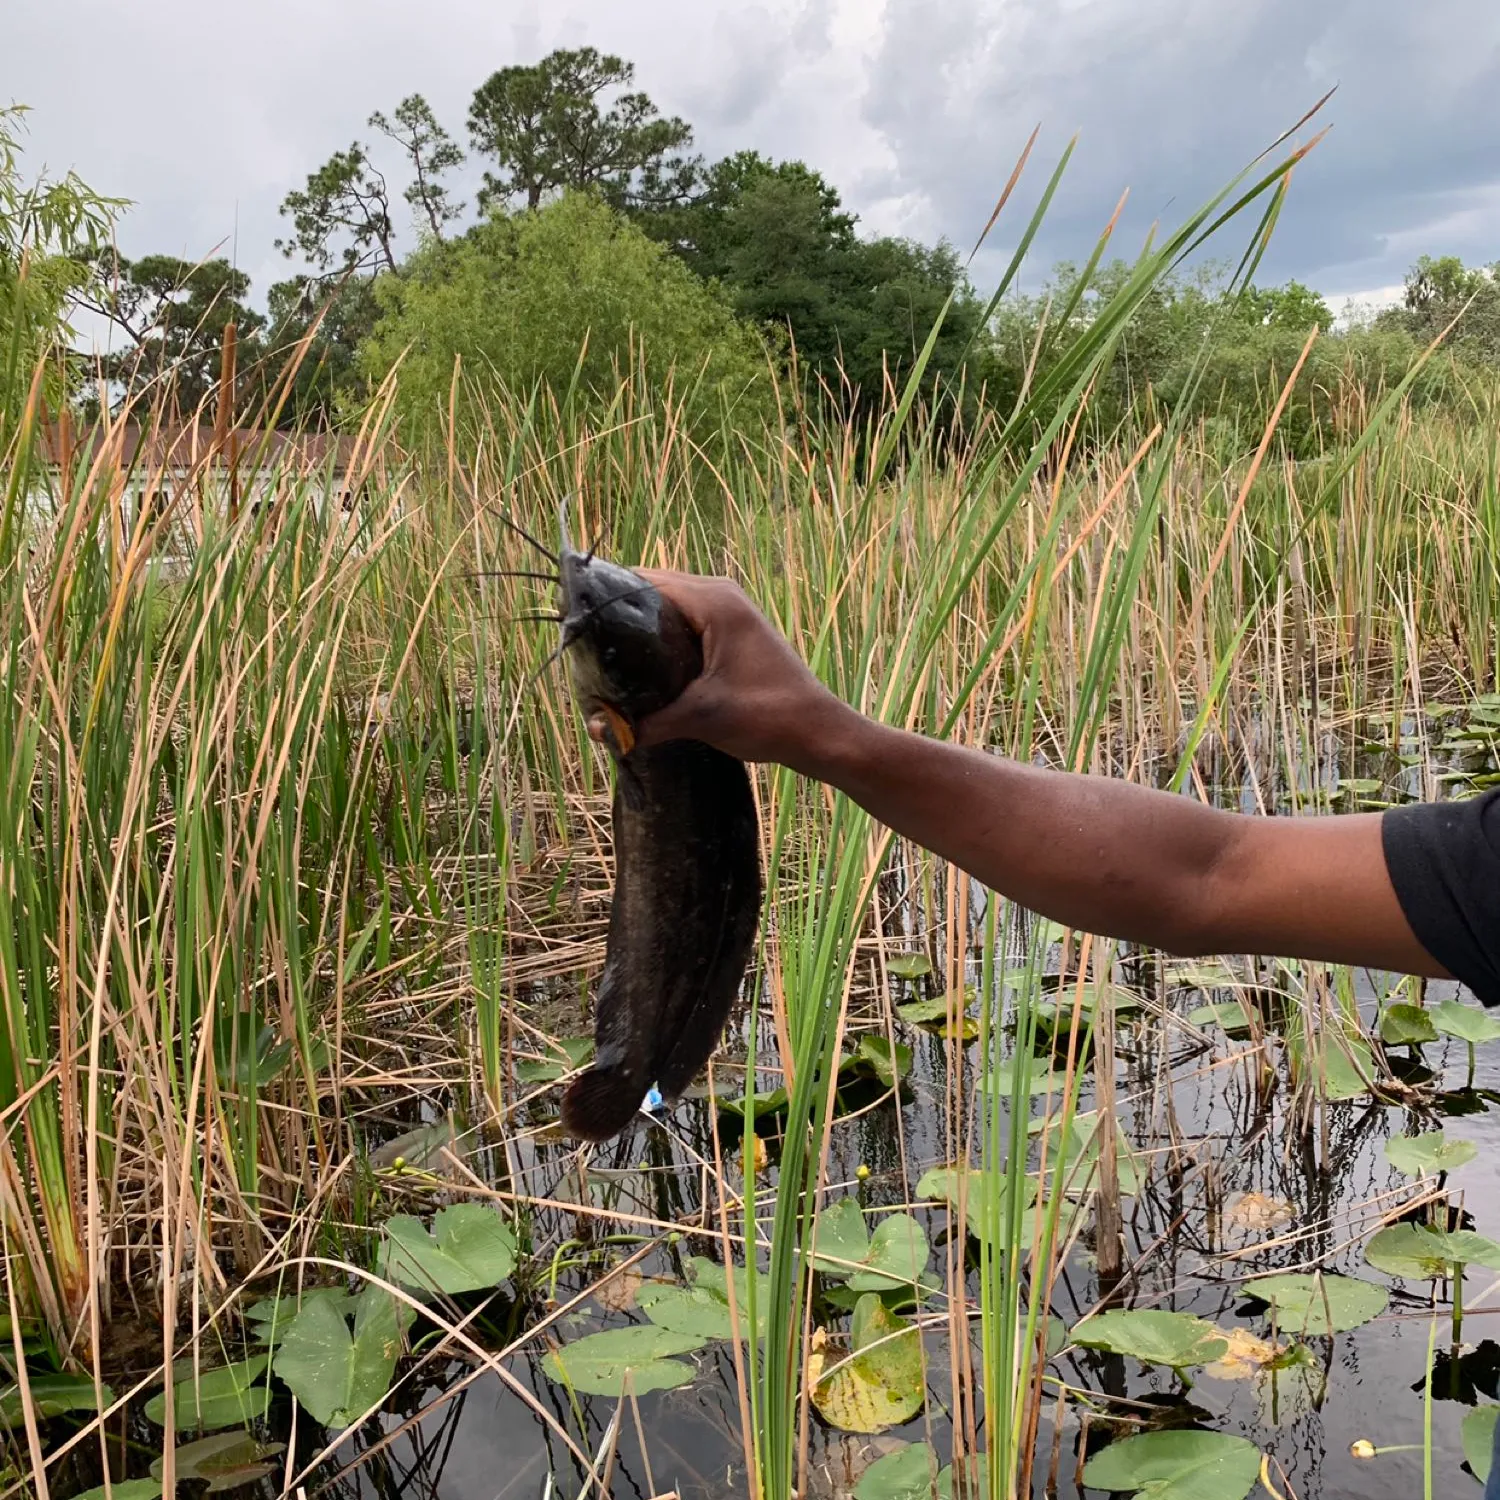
{"left": 1382, "top": 788, "right": 1500, "bottom": 1007}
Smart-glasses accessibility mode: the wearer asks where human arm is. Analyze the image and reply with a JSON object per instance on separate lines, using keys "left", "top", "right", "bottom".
{"left": 630, "top": 570, "right": 1450, "bottom": 980}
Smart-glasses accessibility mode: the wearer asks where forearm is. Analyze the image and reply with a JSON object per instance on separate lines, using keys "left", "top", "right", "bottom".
{"left": 799, "top": 702, "right": 1443, "bottom": 976}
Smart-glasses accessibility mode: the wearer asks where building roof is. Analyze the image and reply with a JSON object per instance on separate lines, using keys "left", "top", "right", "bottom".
{"left": 36, "top": 420, "right": 360, "bottom": 475}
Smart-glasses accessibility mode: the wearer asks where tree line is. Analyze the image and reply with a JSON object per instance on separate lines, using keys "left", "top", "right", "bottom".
{"left": 13, "top": 54, "right": 1500, "bottom": 454}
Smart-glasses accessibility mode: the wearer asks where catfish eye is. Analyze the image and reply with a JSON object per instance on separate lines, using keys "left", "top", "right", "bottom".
{"left": 601, "top": 644, "right": 618, "bottom": 665}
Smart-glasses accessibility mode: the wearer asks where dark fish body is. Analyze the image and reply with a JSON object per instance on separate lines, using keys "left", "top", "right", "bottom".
{"left": 555, "top": 533, "right": 761, "bottom": 1143}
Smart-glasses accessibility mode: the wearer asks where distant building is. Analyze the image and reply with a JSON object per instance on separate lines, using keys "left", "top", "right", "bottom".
{"left": 29, "top": 419, "right": 366, "bottom": 547}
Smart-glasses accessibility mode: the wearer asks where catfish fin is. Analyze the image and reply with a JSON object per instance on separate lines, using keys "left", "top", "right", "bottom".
{"left": 560, "top": 1065, "right": 651, "bottom": 1143}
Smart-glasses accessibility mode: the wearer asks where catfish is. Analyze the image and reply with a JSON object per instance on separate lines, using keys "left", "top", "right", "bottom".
{"left": 553, "top": 513, "right": 761, "bottom": 1143}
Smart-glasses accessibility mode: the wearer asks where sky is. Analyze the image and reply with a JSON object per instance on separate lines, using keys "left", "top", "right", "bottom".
{"left": 9, "top": 0, "right": 1500, "bottom": 333}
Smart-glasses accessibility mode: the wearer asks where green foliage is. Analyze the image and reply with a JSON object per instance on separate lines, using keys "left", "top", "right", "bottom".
{"left": 369, "top": 94, "right": 465, "bottom": 240}
{"left": 149, "top": 1431, "right": 285, "bottom": 1491}
{"left": 1070, "top": 1309, "right": 1229, "bottom": 1369}
{"left": 83, "top": 251, "right": 264, "bottom": 413}
{"left": 1380, "top": 1002, "right": 1439, "bottom": 1046}
{"left": 811, "top": 1199, "right": 931, "bottom": 1291}
{"left": 0, "top": 1372, "right": 115, "bottom": 1427}
{"left": 1431, "top": 1000, "right": 1500, "bottom": 1046}
{"left": 1464, "top": 1405, "right": 1499, "bottom": 1484}
{"left": 360, "top": 191, "right": 774, "bottom": 443}
{"left": 1385, "top": 1130, "right": 1478, "bottom": 1176}
{"left": 541, "top": 1325, "right": 704, "bottom": 1396}
{"left": 1365, "top": 1224, "right": 1500, "bottom": 1279}
{"left": 1242, "top": 1273, "right": 1387, "bottom": 1334}
{"left": 276, "top": 143, "right": 398, "bottom": 278}
{"left": 468, "top": 47, "right": 696, "bottom": 212}
{"left": 854, "top": 1443, "right": 940, "bottom": 1500}
{"left": 1378, "top": 254, "right": 1500, "bottom": 368}
{"left": 143, "top": 1355, "right": 269, "bottom": 1432}
{"left": 377, "top": 1203, "right": 517, "bottom": 1295}
{"left": 637, "top": 1256, "right": 771, "bottom": 1340}
{"left": 639, "top": 151, "right": 982, "bottom": 419}
{"left": 1081, "top": 1431, "right": 1261, "bottom": 1499}
{"left": 272, "top": 1286, "right": 411, "bottom": 1429}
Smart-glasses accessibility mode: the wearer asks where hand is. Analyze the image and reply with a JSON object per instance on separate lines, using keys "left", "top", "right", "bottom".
{"left": 626, "top": 570, "right": 851, "bottom": 769}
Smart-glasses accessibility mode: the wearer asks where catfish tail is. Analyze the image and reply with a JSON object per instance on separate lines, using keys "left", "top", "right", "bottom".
{"left": 560, "top": 1065, "right": 649, "bottom": 1143}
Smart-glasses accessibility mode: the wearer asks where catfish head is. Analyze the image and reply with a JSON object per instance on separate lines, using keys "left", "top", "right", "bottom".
{"left": 557, "top": 504, "right": 702, "bottom": 758}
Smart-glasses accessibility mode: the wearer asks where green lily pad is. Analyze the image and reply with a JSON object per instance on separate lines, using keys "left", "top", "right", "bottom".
{"left": 515, "top": 1035, "right": 594, "bottom": 1085}
{"left": 70, "top": 1483, "right": 163, "bottom": 1500}
{"left": 716, "top": 1085, "right": 790, "bottom": 1121}
{"left": 0, "top": 1372, "right": 116, "bottom": 1428}
{"left": 978, "top": 1056, "right": 1072, "bottom": 1096}
{"left": 246, "top": 1286, "right": 358, "bottom": 1348}
{"left": 1287, "top": 1024, "right": 1376, "bottom": 1101}
{"left": 1243, "top": 1273, "right": 1386, "bottom": 1334}
{"left": 150, "top": 1431, "right": 286, "bottom": 1492}
{"left": 887, "top": 955, "right": 934, "bottom": 981}
{"left": 369, "top": 1119, "right": 459, "bottom": 1173}
{"left": 272, "top": 1286, "right": 410, "bottom": 1429}
{"left": 1188, "top": 1003, "right": 1257, "bottom": 1036}
{"left": 1070, "top": 1310, "right": 1229, "bottom": 1370}
{"left": 638, "top": 1257, "right": 771, "bottom": 1340}
{"left": 812, "top": 1198, "right": 931, "bottom": 1291}
{"left": 1032, "top": 1112, "right": 1147, "bottom": 1196}
{"left": 936, "top": 1455, "right": 990, "bottom": 1498}
{"left": 808, "top": 1294, "right": 925, "bottom": 1433}
{"left": 144, "top": 1355, "right": 269, "bottom": 1432}
{"left": 916, "top": 1165, "right": 1040, "bottom": 1244}
{"left": 378, "top": 1203, "right": 516, "bottom": 1295}
{"left": 1380, "top": 1004, "right": 1438, "bottom": 1046}
{"left": 843, "top": 1036, "right": 912, "bottom": 1090}
{"left": 1165, "top": 960, "right": 1245, "bottom": 991}
{"left": 1463, "top": 1405, "right": 1499, "bottom": 1483}
{"left": 855, "top": 1443, "right": 941, "bottom": 1499}
{"left": 1385, "top": 1130, "right": 1478, "bottom": 1177}
{"left": 541, "top": 1325, "right": 704, "bottom": 1396}
{"left": 1365, "top": 1224, "right": 1500, "bottom": 1279}
{"left": 1431, "top": 1002, "right": 1500, "bottom": 1046}
{"left": 1081, "top": 1431, "right": 1261, "bottom": 1498}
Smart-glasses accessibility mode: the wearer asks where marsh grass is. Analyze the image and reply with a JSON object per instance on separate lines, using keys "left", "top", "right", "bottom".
{"left": 3, "top": 133, "right": 1499, "bottom": 1500}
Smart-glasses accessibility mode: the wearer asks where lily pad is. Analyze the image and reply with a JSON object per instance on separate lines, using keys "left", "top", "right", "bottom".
{"left": 272, "top": 1287, "right": 410, "bottom": 1429}
{"left": 1032, "top": 1112, "right": 1147, "bottom": 1197}
{"left": 246, "top": 1286, "right": 358, "bottom": 1348}
{"left": 808, "top": 1294, "right": 925, "bottom": 1433}
{"left": 1431, "top": 1002, "right": 1500, "bottom": 1046}
{"left": 1243, "top": 1272, "right": 1387, "bottom": 1334}
{"left": 978, "top": 1056, "right": 1071, "bottom": 1097}
{"left": 144, "top": 1355, "right": 269, "bottom": 1431}
{"left": 916, "top": 1165, "right": 1040, "bottom": 1244}
{"left": 1287, "top": 1024, "right": 1376, "bottom": 1101}
{"left": 812, "top": 1199, "right": 931, "bottom": 1291}
{"left": 1165, "top": 960, "right": 1245, "bottom": 991}
{"left": 937, "top": 1455, "right": 990, "bottom": 1498}
{"left": 887, "top": 954, "right": 934, "bottom": 981}
{"left": 515, "top": 1036, "right": 594, "bottom": 1085}
{"left": 1188, "top": 1002, "right": 1257, "bottom": 1036}
{"left": 541, "top": 1325, "right": 704, "bottom": 1396}
{"left": 1202, "top": 1328, "right": 1290, "bottom": 1381}
{"left": 1081, "top": 1431, "right": 1261, "bottom": 1499}
{"left": 855, "top": 1443, "right": 941, "bottom": 1500}
{"left": 369, "top": 1118, "right": 459, "bottom": 1173}
{"left": 844, "top": 1036, "right": 912, "bottom": 1090}
{"left": 1070, "top": 1310, "right": 1229, "bottom": 1370}
{"left": 1385, "top": 1130, "right": 1478, "bottom": 1176}
{"left": 378, "top": 1203, "right": 517, "bottom": 1295}
{"left": 638, "top": 1257, "right": 771, "bottom": 1340}
{"left": 1365, "top": 1224, "right": 1500, "bottom": 1279}
{"left": 150, "top": 1432, "right": 286, "bottom": 1492}
{"left": 1463, "top": 1405, "right": 1499, "bottom": 1483}
{"left": 1380, "top": 1004, "right": 1438, "bottom": 1046}
{"left": 716, "top": 1085, "right": 790, "bottom": 1121}
{"left": 0, "top": 1372, "right": 116, "bottom": 1428}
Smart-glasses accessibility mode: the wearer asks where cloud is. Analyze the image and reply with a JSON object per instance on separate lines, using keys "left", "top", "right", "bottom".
{"left": 10, "top": 0, "right": 1500, "bottom": 325}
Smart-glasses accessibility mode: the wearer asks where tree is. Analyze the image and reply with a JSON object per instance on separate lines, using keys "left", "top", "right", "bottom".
{"left": 277, "top": 143, "right": 398, "bottom": 279}
{"left": 358, "top": 191, "right": 772, "bottom": 442}
{"left": 82, "top": 253, "right": 265, "bottom": 413}
{"left": 640, "top": 152, "right": 980, "bottom": 416}
{"left": 1238, "top": 280, "right": 1332, "bottom": 332}
{"left": 467, "top": 48, "right": 697, "bottom": 212}
{"left": 1377, "top": 254, "right": 1500, "bottom": 367}
{"left": 369, "top": 94, "right": 465, "bottom": 241}
{"left": 257, "top": 274, "right": 379, "bottom": 428}
{"left": 0, "top": 104, "right": 123, "bottom": 417}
